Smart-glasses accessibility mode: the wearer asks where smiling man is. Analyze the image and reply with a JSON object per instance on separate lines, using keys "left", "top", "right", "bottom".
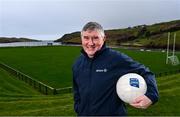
{"left": 72, "top": 22, "right": 159, "bottom": 116}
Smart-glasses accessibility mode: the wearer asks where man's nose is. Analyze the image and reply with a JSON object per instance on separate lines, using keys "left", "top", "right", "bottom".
{"left": 89, "top": 38, "right": 95, "bottom": 45}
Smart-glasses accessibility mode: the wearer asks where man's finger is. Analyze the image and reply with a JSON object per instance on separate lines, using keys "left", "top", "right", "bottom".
{"left": 130, "top": 102, "right": 147, "bottom": 109}
{"left": 130, "top": 103, "right": 141, "bottom": 108}
{"left": 132, "top": 96, "right": 143, "bottom": 103}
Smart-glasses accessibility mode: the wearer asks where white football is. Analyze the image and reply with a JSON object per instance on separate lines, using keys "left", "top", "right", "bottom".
{"left": 116, "top": 73, "right": 147, "bottom": 104}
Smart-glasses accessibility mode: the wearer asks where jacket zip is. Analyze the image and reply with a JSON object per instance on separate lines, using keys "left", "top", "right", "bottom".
{"left": 87, "top": 58, "right": 94, "bottom": 115}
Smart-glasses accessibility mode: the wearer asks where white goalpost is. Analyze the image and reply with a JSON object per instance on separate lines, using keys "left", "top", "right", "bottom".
{"left": 166, "top": 32, "right": 179, "bottom": 65}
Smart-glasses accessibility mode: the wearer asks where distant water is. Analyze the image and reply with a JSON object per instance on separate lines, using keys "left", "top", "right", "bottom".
{"left": 0, "top": 41, "right": 61, "bottom": 47}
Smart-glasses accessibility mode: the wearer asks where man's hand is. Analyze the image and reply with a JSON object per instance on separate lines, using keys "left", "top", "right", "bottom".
{"left": 130, "top": 95, "right": 152, "bottom": 109}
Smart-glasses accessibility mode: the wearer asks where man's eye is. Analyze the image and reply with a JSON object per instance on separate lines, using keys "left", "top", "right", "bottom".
{"left": 93, "top": 37, "right": 99, "bottom": 40}
{"left": 83, "top": 36, "right": 89, "bottom": 40}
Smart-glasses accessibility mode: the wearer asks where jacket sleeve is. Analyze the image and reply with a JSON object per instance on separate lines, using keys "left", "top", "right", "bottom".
{"left": 143, "top": 72, "right": 159, "bottom": 104}
{"left": 120, "top": 53, "right": 159, "bottom": 104}
{"left": 72, "top": 64, "right": 80, "bottom": 113}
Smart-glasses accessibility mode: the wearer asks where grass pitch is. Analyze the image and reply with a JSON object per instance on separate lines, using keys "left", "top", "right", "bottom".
{"left": 0, "top": 46, "right": 179, "bottom": 88}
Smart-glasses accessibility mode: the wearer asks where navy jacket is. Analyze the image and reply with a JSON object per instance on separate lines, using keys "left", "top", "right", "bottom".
{"left": 72, "top": 45, "right": 159, "bottom": 116}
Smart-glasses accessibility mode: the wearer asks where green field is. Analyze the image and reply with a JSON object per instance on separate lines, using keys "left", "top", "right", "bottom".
{"left": 0, "top": 67, "right": 180, "bottom": 116}
{"left": 115, "top": 48, "right": 180, "bottom": 74}
{"left": 0, "top": 46, "right": 179, "bottom": 88}
{"left": 0, "top": 46, "right": 80, "bottom": 88}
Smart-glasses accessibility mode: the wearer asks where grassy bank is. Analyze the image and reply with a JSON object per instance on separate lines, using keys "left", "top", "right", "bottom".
{"left": 0, "top": 67, "right": 75, "bottom": 116}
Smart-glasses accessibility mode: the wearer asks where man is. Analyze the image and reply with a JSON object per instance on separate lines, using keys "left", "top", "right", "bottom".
{"left": 72, "top": 22, "right": 159, "bottom": 116}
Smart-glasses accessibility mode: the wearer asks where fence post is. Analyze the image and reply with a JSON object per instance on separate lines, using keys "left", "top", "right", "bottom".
{"left": 53, "top": 88, "right": 57, "bottom": 95}
{"left": 29, "top": 78, "right": 31, "bottom": 85}
{"left": 34, "top": 80, "right": 36, "bottom": 88}
{"left": 39, "top": 83, "right": 41, "bottom": 92}
{"left": 159, "top": 73, "right": 161, "bottom": 77}
{"left": 45, "top": 86, "right": 48, "bottom": 95}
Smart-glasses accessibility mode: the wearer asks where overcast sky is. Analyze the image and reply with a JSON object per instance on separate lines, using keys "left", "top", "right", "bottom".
{"left": 0, "top": 0, "right": 179, "bottom": 40}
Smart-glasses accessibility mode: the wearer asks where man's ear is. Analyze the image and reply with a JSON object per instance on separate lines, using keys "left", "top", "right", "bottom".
{"left": 103, "top": 35, "right": 106, "bottom": 41}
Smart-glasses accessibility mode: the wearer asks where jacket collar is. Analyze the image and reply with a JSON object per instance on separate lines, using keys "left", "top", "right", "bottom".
{"left": 81, "top": 43, "right": 107, "bottom": 59}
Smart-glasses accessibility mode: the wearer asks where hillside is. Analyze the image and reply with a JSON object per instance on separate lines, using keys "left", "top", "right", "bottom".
{"left": 55, "top": 20, "right": 180, "bottom": 50}
{"left": 0, "top": 37, "right": 40, "bottom": 43}
{"left": 0, "top": 67, "right": 75, "bottom": 116}
{"left": 0, "top": 68, "right": 40, "bottom": 96}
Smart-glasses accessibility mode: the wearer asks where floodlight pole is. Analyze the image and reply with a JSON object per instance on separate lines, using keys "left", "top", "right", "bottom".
{"left": 166, "top": 32, "right": 170, "bottom": 64}
{"left": 173, "top": 33, "right": 176, "bottom": 60}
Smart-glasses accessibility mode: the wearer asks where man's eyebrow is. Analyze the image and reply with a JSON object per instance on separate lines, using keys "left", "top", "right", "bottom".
{"left": 93, "top": 36, "right": 99, "bottom": 38}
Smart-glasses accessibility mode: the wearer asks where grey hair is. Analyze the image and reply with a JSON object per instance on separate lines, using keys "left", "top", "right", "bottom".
{"left": 81, "top": 22, "right": 105, "bottom": 37}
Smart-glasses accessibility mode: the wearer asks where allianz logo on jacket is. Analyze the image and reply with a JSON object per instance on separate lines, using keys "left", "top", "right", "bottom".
{"left": 96, "top": 68, "right": 107, "bottom": 72}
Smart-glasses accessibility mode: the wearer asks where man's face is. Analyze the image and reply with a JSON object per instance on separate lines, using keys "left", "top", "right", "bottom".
{"left": 81, "top": 29, "right": 105, "bottom": 58}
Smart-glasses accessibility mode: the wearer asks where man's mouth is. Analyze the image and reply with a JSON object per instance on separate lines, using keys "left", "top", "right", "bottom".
{"left": 87, "top": 46, "right": 95, "bottom": 50}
